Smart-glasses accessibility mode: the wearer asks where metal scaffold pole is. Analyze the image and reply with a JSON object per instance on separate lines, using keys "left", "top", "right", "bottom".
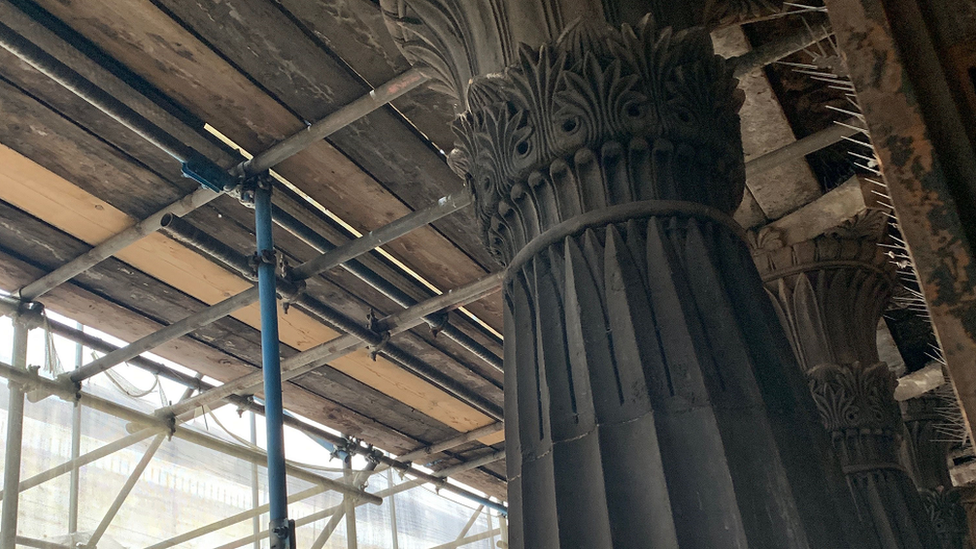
{"left": 67, "top": 324, "right": 83, "bottom": 535}
{"left": 0, "top": 310, "right": 30, "bottom": 549}
{"left": 250, "top": 412, "right": 262, "bottom": 549}
{"left": 252, "top": 179, "right": 292, "bottom": 549}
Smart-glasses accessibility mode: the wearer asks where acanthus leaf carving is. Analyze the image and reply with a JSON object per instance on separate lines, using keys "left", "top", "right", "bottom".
{"left": 450, "top": 15, "right": 745, "bottom": 263}
{"left": 807, "top": 362, "right": 902, "bottom": 434}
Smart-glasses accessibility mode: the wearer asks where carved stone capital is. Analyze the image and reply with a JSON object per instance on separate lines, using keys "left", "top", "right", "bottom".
{"left": 380, "top": 0, "right": 788, "bottom": 106}
{"left": 752, "top": 211, "right": 896, "bottom": 370}
{"left": 450, "top": 17, "right": 745, "bottom": 263}
{"left": 921, "top": 488, "right": 969, "bottom": 549}
{"left": 903, "top": 393, "right": 956, "bottom": 491}
{"left": 808, "top": 362, "right": 902, "bottom": 435}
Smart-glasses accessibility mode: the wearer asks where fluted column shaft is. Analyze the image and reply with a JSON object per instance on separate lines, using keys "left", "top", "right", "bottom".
{"left": 754, "top": 220, "right": 941, "bottom": 549}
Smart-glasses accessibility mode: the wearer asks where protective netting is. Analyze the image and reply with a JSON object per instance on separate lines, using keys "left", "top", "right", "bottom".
{"left": 0, "top": 315, "right": 503, "bottom": 549}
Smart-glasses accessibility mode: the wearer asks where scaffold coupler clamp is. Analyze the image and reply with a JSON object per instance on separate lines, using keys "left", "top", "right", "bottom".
{"left": 269, "top": 518, "right": 296, "bottom": 549}
{"left": 278, "top": 258, "right": 306, "bottom": 314}
{"left": 181, "top": 151, "right": 238, "bottom": 194}
{"left": 15, "top": 301, "right": 52, "bottom": 401}
{"left": 249, "top": 248, "right": 278, "bottom": 275}
{"left": 426, "top": 311, "right": 449, "bottom": 338}
{"left": 235, "top": 170, "right": 275, "bottom": 208}
{"left": 366, "top": 309, "right": 390, "bottom": 361}
{"left": 13, "top": 300, "right": 45, "bottom": 331}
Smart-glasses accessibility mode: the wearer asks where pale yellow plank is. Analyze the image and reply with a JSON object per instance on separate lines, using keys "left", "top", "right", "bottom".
{"left": 0, "top": 143, "right": 494, "bottom": 433}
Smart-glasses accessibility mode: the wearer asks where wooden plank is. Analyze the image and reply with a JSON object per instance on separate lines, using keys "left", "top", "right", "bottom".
{"left": 0, "top": 141, "right": 495, "bottom": 433}
{"left": 0, "top": 203, "right": 464, "bottom": 445}
{"left": 0, "top": 47, "right": 502, "bottom": 382}
{"left": 757, "top": 175, "right": 868, "bottom": 245}
{"left": 31, "top": 0, "right": 503, "bottom": 331}
{"left": 0, "top": 206, "right": 508, "bottom": 496}
{"left": 275, "top": 0, "right": 459, "bottom": 151}
{"left": 711, "top": 26, "right": 823, "bottom": 220}
{"left": 152, "top": 0, "right": 496, "bottom": 271}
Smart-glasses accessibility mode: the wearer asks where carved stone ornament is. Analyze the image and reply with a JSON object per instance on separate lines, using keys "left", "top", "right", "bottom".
{"left": 449, "top": 16, "right": 746, "bottom": 263}
{"left": 807, "top": 362, "right": 902, "bottom": 434}
{"left": 921, "top": 488, "right": 969, "bottom": 549}
{"left": 753, "top": 218, "right": 895, "bottom": 371}
{"left": 701, "top": 0, "right": 786, "bottom": 28}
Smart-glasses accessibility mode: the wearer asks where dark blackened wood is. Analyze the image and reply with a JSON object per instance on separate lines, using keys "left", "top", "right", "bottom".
{"left": 150, "top": 0, "right": 500, "bottom": 290}
{"left": 276, "top": 0, "right": 458, "bottom": 151}
{"left": 0, "top": 61, "right": 502, "bottom": 403}
{"left": 30, "top": 0, "right": 504, "bottom": 332}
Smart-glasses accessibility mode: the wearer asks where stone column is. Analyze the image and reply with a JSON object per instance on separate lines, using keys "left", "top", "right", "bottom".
{"left": 753, "top": 212, "right": 941, "bottom": 548}
{"left": 904, "top": 394, "right": 970, "bottom": 549}
{"left": 383, "top": 5, "right": 871, "bottom": 548}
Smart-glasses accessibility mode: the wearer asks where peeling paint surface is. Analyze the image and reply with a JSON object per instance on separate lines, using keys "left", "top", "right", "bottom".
{"left": 826, "top": 0, "right": 976, "bottom": 437}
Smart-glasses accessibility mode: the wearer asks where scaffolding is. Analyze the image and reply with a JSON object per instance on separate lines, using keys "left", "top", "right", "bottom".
{"left": 0, "top": 11, "right": 509, "bottom": 547}
{"left": 0, "top": 313, "right": 507, "bottom": 548}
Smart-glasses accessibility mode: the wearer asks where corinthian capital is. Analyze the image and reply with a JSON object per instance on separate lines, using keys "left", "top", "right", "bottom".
{"left": 451, "top": 17, "right": 745, "bottom": 263}
{"left": 807, "top": 361, "right": 902, "bottom": 434}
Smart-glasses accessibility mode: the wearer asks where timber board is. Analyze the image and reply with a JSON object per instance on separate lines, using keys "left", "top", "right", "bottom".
{"left": 0, "top": 72, "right": 502, "bottom": 415}
{"left": 0, "top": 209, "right": 508, "bottom": 496}
{"left": 275, "top": 0, "right": 458, "bottom": 151}
{"left": 151, "top": 0, "right": 496, "bottom": 272}
{"left": 0, "top": 50, "right": 503, "bottom": 381}
{"left": 30, "top": 0, "right": 504, "bottom": 331}
{"left": 0, "top": 201, "right": 464, "bottom": 444}
{"left": 0, "top": 139, "right": 497, "bottom": 434}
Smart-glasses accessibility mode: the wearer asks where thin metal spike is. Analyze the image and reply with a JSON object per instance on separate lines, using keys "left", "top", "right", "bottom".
{"left": 854, "top": 163, "right": 882, "bottom": 175}
{"left": 835, "top": 120, "right": 869, "bottom": 133}
{"left": 827, "top": 105, "right": 866, "bottom": 120}
{"left": 796, "top": 69, "right": 849, "bottom": 79}
{"left": 778, "top": 61, "right": 821, "bottom": 69}
{"left": 848, "top": 150, "right": 878, "bottom": 162}
{"left": 841, "top": 135, "right": 875, "bottom": 149}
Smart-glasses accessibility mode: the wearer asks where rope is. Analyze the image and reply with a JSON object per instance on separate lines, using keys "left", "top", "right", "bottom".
{"left": 41, "top": 314, "right": 64, "bottom": 376}
{"left": 90, "top": 350, "right": 161, "bottom": 399}
{"left": 202, "top": 406, "right": 348, "bottom": 473}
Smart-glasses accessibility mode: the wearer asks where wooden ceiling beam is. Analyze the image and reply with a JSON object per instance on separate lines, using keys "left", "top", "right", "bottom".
{"left": 30, "top": 0, "right": 504, "bottom": 331}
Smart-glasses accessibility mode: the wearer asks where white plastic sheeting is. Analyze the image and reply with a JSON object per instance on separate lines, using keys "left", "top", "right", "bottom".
{"left": 0, "top": 314, "right": 504, "bottom": 549}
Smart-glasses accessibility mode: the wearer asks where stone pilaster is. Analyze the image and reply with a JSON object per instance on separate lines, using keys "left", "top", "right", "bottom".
{"left": 383, "top": 6, "right": 872, "bottom": 548}
{"left": 754, "top": 214, "right": 942, "bottom": 548}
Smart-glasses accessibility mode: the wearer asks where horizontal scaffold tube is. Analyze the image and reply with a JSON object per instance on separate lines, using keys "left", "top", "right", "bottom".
{"left": 30, "top": 317, "right": 505, "bottom": 510}
{"left": 0, "top": 360, "right": 381, "bottom": 505}
{"left": 156, "top": 271, "right": 504, "bottom": 420}
{"left": 55, "top": 191, "right": 473, "bottom": 388}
